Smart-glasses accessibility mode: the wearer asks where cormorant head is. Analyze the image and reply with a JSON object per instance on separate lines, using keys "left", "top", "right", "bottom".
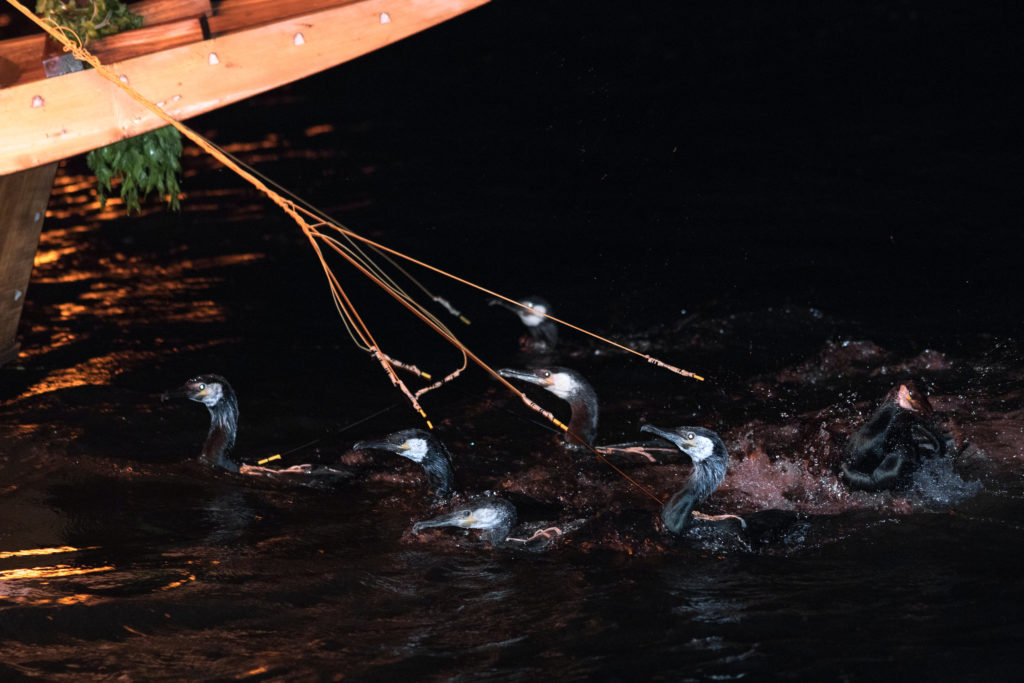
{"left": 354, "top": 428, "right": 456, "bottom": 499}
{"left": 499, "top": 366, "right": 598, "bottom": 447}
{"left": 355, "top": 428, "right": 434, "bottom": 463}
{"left": 640, "top": 424, "right": 724, "bottom": 466}
{"left": 161, "top": 374, "right": 234, "bottom": 409}
{"left": 412, "top": 497, "right": 517, "bottom": 545}
{"left": 498, "top": 366, "right": 587, "bottom": 401}
{"left": 514, "top": 297, "right": 551, "bottom": 328}
{"left": 889, "top": 381, "right": 933, "bottom": 415}
{"left": 489, "top": 296, "right": 552, "bottom": 327}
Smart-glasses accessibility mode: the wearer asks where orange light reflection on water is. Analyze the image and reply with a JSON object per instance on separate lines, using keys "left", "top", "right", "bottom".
{"left": 18, "top": 339, "right": 239, "bottom": 398}
{"left": 0, "top": 564, "right": 114, "bottom": 581}
{"left": 0, "top": 545, "right": 88, "bottom": 560}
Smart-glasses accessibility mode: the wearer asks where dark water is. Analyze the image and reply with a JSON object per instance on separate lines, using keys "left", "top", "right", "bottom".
{"left": 2, "top": 1, "right": 1023, "bottom": 679}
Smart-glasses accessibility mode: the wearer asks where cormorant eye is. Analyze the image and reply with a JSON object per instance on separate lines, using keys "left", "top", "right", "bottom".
{"left": 686, "top": 432, "right": 695, "bottom": 440}
{"left": 199, "top": 384, "right": 206, "bottom": 391}
{"left": 462, "top": 510, "right": 472, "bottom": 517}
{"left": 542, "top": 371, "right": 551, "bottom": 378}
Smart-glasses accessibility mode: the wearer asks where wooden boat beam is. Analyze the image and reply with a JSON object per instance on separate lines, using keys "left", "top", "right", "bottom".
{"left": 0, "top": 0, "right": 489, "bottom": 175}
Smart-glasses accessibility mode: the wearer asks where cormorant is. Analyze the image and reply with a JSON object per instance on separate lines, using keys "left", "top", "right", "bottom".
{"left": 641, "top": 424, "right": 741, "bottom": 534}
{"left": 354, "top": 428, "right": 456, "bottom": 500}
{"left": 161, "top": 374, "right": 240, "bottom": 473}
{"left": 490, "top": 296, "right": 558, "bottom": 352}
{"left": 840, "top": 382, "right": 949, "bottom": 491}
{"left": 498, "top": 366, "right": 597, "bottom": 449}
{"left": 412, "top": 496, "right": 518, "bottom": 546}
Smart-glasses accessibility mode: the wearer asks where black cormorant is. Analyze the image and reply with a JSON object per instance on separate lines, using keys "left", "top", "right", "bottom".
{"left": 354, "top": 428, "right": 456, "bottom": 500}
{"left": 498, "top": 366, "right": 597, "bottom": 449}
{"left": 490, "top": 296, "right": 558, "bottom": 352}
{"left": 641, "top": 424, "right": 741, "bottom": 534}
{"left": 840, "top": 382, "right": 949, "bottom": 491}
{"left": 412, "top": 496, "right": 518, "bottom": 546}
{"left": 162, "top": 374, "right": 240, "bottom": 473}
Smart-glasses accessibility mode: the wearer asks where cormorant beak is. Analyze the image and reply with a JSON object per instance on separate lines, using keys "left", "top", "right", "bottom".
{"left": 489, "top": 298, "right": 520, "bottom": 313}
{"left": 353, "top": 439, "right": 394, "bottom": 454}
{"left": 160, "top": 383, "right": 194, "bottom": 402}
{"left": 498, "top": 368, "right": 552, "bottom": 388}
{"left": 641, "top": 424, "right": 696, "bottom": 458}
{"left": 412, "top": 510, "right": 476, "bottom": 534}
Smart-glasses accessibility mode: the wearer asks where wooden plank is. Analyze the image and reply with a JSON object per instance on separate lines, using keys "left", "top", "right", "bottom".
{"left": 0, "top": 34, "right": 45, "bottom": 87}
{"left": 136, "top": 0, "right": 213, "bottom": 24}
{"left": 0, "top": 0, "right": 489, "bottom": 175}
{"left": 0, "top": 163, "right": 58, "bottom": 367}
{"left": 207, "top": 0, "right": 359, "bottom": 35}
{"left": 89, "top": 17, "right": 207, "bottom": 65}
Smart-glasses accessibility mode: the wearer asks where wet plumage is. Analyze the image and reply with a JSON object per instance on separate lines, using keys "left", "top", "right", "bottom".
{"left": 641, "top": 424, "right": 730, "bottom": 534}
{"left": 162, "top": 374, "right": 240, "bottom": 473}
{"left": 840, "top": 383, "right": 949, "bottom": 491}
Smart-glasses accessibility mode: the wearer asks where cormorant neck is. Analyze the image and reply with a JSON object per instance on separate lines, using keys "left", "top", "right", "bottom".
{"left": 202, "top": 398, "right": 239, "bottom": 472}
{"left": 662, "top": 456, "right": 727, "bottom": 534}
{"left": 422, "top": 442, "right": 456, "bottom": 499}
{"left": 563, "top": 383, "right": 599, "bottom": 449}
{"left": 531, "top": 320, "right": 558, "bottom": 348}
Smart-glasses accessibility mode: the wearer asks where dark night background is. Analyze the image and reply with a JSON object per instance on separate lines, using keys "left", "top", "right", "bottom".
{"left": 264, "top": 0, "right": 1022, "bottom": 337}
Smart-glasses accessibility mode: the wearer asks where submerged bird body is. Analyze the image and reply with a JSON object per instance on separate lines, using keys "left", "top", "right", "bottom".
{"left": 498, "top": 366, "right": 598, "bottom": 449}
{"left": 642, "top": 424, "right": 730, "bottom": 534}
{"left": 354, "top": 428, "right": 456, "bottom": 500}
{"left": 840, "top": 383, "right": 948, "bottom": 491}
{"left": 162, "top": 374, "right": 240, "bottom": 472}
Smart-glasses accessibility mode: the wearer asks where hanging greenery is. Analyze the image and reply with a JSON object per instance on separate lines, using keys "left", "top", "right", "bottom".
{"left": 87, "top": 127, "right": 183, "bottom": 213}
{"left": 36, "top": 0, "right": 184, "bottom": 213}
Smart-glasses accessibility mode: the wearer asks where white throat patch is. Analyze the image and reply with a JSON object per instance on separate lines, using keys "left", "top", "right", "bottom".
{"left": 199, "top": 382, "right": 223, "bottom": 408}
{"left": 465, "top": 506, "right": 501, "bottom": 528}
{"left": 547, "top": 372, "right": 577, "bottom": 400}
{"left": 684, "top": 435, "right": 715, "bottom": 463}
{"left": 402, "top": 438, "right": 428, "bottom": 463}
{"left": 517, "top": 302, "right": 547, "bottom": 327}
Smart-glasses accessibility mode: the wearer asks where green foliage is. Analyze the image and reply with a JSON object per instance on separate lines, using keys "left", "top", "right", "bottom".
{"left": 35, "top": 0, "right": 143, "bottom": 43}
{"left": 87, "top": 127, "right": 183, "bottom": 214}
{"left": 37, "top": 2, "right": 185, "bottom": 214}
